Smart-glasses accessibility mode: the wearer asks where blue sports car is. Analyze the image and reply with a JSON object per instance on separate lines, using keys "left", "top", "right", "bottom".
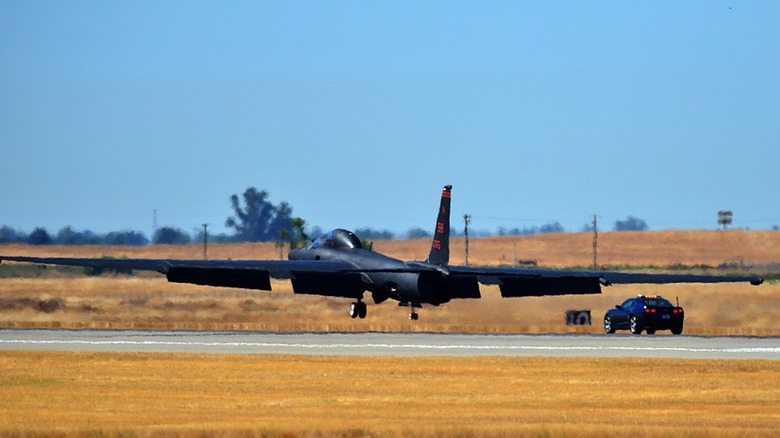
{"left": 604, "top": 294, "right": 684, "bottom": 335}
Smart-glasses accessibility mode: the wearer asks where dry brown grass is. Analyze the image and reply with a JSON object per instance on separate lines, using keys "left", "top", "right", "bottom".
{"left": 1, "top": 351, "right": 778, "bottom": 437}
{"left": 1, "top": 277, "right": 779, "bottom": 335}
{"left": 1, "top": 230, "right": 778, "bottom": 334}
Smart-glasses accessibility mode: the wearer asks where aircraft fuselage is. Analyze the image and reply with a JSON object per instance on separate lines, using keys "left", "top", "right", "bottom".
{"left": 287, "top": 245, "right": 444, "bottom": 306}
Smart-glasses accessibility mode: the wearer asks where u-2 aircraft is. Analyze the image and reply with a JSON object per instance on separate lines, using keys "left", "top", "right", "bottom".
{"left": 0, "top": 185, "right": 763, "bottom": 320}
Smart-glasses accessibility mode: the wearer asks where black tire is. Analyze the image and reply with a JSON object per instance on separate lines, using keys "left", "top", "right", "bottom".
{"left": 349, "top": 303, "right": 358, "bottom": 319}
{"left": 629, "top": 315, "right": 642, "bottom": 335}
{"left": 604, "top": 316, "right": 615, "bottom": 334}
{"left": 646, "top": 329, "right": 656, "bottom": 335}
{"left": 358, "top": 302, "right": 367, "bottom": 319}
{"left": 671, "top": 324, "right": 683, "bottom": 335}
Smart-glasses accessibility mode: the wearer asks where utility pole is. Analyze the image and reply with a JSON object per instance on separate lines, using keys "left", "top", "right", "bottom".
{"left": 464, "top": 214, "right": 471, "bottom": 266}
{"left": 152, "top": 209, "right": 158, "bottom": 240}
{"left": 202, "top": 224, "right": 209, "bottom": 260}
{"left": 592, "top": 215, "right": 598, "bottom": 270}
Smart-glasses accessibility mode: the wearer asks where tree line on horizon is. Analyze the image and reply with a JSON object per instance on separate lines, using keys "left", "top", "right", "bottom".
{"left": 1, "top": 187, "right": 654, "bottom": 246}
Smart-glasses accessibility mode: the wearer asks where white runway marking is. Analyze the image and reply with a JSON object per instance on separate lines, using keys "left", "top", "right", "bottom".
{"left": 3, "top": 338, "right": 780, "bottom": 355}
{"left": 1, "top": 330, "right": 779, "bottom": 359}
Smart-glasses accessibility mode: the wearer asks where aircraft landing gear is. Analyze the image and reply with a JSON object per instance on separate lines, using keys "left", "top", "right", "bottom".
{"left": 402, "top": 302, "right": 421, "bottom": 320}
{"left": 349, "top": 301, "right": 367, "bottom": 319}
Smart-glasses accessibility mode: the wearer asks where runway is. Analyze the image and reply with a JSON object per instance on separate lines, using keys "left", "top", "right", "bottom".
{"left": 2, "top": 329, "right": 779, "bottom": 359}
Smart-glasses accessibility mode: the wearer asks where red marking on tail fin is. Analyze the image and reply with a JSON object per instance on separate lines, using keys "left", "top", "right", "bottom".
{"left": 426, "top": 185, "right": 452, "bottom": 266}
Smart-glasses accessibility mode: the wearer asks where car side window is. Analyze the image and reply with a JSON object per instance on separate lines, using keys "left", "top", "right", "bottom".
{"left": 620, "top": 298, "right": 633, "bottom": 309}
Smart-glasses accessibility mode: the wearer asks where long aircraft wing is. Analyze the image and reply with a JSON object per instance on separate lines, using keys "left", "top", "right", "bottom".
{"left": 0, "top": 255, "right": 362, "bottom": 294}
{"left": 447, "top": 265, "right": 763, "bottom": 297}
{"left": 0, "top": 255, "right": 763, "bottom": 300}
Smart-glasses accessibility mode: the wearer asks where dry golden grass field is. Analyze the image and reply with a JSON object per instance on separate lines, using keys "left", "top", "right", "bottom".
{"left": 1, "top": 230, "right": 779, "bottom": 437}
{"left": 1, "top": 352, "right": 779, "bottom": 437}
{"left": 1, "top": 230, "right": 779, "bottom": 334}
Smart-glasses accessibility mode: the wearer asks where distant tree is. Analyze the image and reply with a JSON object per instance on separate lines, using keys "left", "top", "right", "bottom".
{"left": 354, "top": 227, "right": 396, "bottom": 240}
{"left": 582, "top": 223, "right": 594, "bottom": 232}
{"left": 406, "top": 227, "right": 431, "bottom": 239}
{"left": 272, "top": 201, "right": 295, "bottom": 246}
{"left": 289, "top": 217, "right": 309, "bottom": 248}
{"left": 614, "top": 216, "right": 649, "bottom": 231}
{"left": 225, "top": 187, "right": 307, "bottom": 244}
{"left": 102, "top": 231, "right": 149, "bottom": 246}
{"left": 0, "top": 226, "right": 24, "bottom": 243}
{"left": 539, "top": 222, "right": 565, "bottom": 234}
{"left": 497, "top": 221, "right": 564, "bottom": 236}
{"left": 225, "top": 187, "right": 279, "bottom": 242}
{"left": 55, "top": 226, "right": 88, "bottom": 245}
{"left": 27, "top": 228, "right": 52, "bottom": 245}
{"left": 153, "top": 226, "right": 191, "bottom": 244}
{"left": 193, "top": 229, "right": 234, "bottom": 244}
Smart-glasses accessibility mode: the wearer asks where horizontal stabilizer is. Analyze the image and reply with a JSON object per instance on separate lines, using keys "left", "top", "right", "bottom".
{"left": 167, "top": 267, "right": 272, "bottom": 290}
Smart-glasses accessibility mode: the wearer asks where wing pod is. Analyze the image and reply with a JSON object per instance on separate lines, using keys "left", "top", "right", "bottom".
{"left": 167, "top": 267, "right": 272, "bottom": 290}
{"left": 290, "top": 272, "right": 365, "bottom": 299}
{"left": 444, "top": 275, "right": 481, "bottom": 299}
{"left": 495, "top": 276, "right": 602, "bottom": 297}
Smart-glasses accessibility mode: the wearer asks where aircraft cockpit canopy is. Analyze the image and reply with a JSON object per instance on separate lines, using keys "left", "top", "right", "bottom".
{"left": 308, "top": 229, "right": 363, "bottom": 250}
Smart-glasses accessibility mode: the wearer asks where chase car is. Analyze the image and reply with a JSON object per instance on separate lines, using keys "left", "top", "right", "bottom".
{"left": 604, "top": 294, "right": 684, "bottom": 335}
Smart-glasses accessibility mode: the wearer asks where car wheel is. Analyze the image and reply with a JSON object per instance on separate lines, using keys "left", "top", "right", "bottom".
{"left": 671, "top": 325, "right": 683, "bottom": 335}
{"left": 629, "top": 315, "right": 642, "bottom": 335}
{"left": 646, "top": 329, "right": 655, "bottom": 335}
{"left": 604, "top": 316, "right": 615, "bottom": 334}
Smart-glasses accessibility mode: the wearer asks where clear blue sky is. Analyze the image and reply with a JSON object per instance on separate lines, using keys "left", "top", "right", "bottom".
{"left": 2, "top": 1, "right": 779, "bottom": 237}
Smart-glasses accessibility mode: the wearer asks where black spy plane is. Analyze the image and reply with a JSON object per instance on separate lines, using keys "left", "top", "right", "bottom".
{"left": 0, "top": 186, "right": 763, "bottom": 320}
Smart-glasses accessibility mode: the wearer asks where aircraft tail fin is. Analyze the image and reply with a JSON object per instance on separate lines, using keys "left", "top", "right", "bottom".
{"left": 426, "top": 185, "right": 452, "bottom": 266}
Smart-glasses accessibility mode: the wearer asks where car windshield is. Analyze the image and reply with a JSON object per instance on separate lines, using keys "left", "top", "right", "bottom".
{"left": 644, "top": 298, "right": 674, "bottom": 307}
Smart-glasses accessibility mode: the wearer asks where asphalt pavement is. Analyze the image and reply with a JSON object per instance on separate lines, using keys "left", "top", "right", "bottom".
{"left": 1, "top": 329, "right": 779, "bottom": 359}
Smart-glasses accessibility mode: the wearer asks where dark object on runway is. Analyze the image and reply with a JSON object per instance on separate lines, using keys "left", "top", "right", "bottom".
{"left": 566, "top": 310, "right": 592, "bottom": 325}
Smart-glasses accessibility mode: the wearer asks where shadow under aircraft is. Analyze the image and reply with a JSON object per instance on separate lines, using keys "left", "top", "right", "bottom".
{"left": 0, "top": 185, "right": 763, "bottom": 320}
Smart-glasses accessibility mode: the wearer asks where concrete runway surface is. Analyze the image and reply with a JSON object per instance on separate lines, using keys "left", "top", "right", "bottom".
{"left": 1, "top": 329, "right": 779, "bottom": 359}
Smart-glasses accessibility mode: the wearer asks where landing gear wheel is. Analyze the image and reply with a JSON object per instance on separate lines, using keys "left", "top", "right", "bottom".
{"left": 349, "top": 302, "right": 368, "bottom": 319}
{"left": 349, "top": 303, "right": 359, "bottom": 319}
{"left": 407, "top": 302, "right": 420, "bottom": 320}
